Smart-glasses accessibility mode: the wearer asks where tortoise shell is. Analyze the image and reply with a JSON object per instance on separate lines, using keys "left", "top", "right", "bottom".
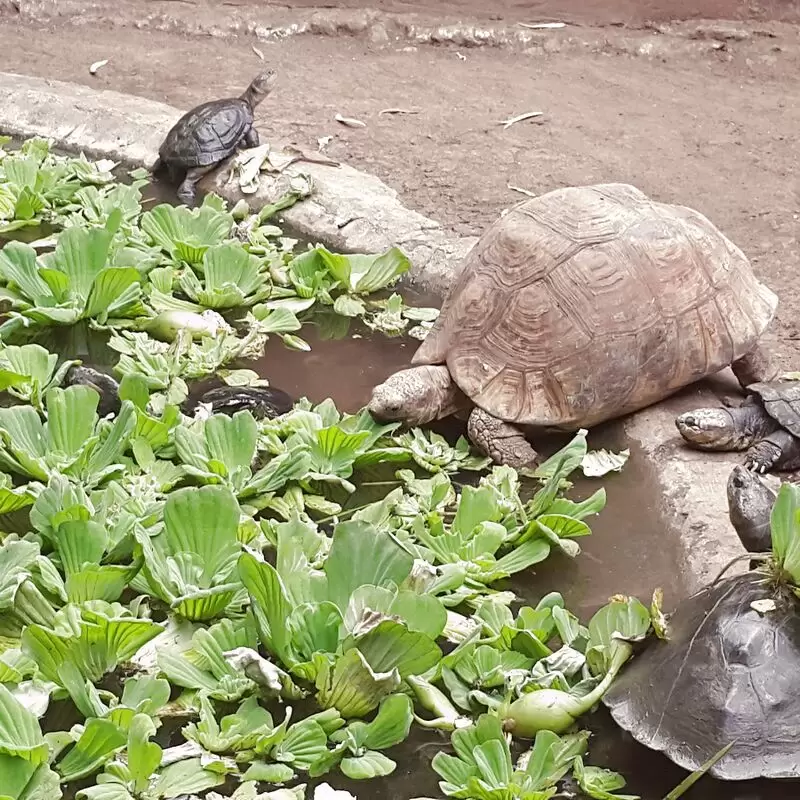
{"left": 603, "top": 573, "right": 800, "bottom": 780}
{"left": 159, "top": 99, "right": 254, "bottom": 168}
{"left": 748, "top": 380, "right": 800, "bottom": 439}
{"left": 412, "top": 183, "right": 777, "bottom": 429}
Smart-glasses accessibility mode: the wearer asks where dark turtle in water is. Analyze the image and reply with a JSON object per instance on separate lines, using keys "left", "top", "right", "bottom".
{"left": 676, "top": 380, "right": 800, "bottom": 474}
{"left": 64, "top": 365, "right": 121, "bottom": 418}
{"left": 603, "top": 503, "right": 800, "bottom": 781}
{"left": 193, "top": 386, "right": 294, "bottom": 420}
{"left": 155, "top": 70, "right": 277, "bottom": 206}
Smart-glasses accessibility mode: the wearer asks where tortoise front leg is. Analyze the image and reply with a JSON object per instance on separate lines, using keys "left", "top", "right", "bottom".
{"left": 745, "top": 429, "right": 800, "bottom": 473}
{"left": 731, "top": 345, "right": 779, "bottom": 388}
{"left": 467, "top": 407, "right": 539, "bottom": 469}
{"left": 177, "top": 165, "right": 214, "bottom": 207}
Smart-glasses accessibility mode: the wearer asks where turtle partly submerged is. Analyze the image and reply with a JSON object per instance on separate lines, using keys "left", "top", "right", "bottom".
{"left": 62, "top": 367, "right": 293, "bottom": 422}
{"left": 604, "top": 497, "right": 800, "bottom": 781}
{"left": 192, "top": 385, "right": 294, "bottom": 420}
{"left": 64, "top": 365, "right": 121, "bottom": 418}
{"left": 676, "top": 380, "right": 800, "bottom": 474}
{"left": 368, "top": 183, "right": 778, "bottom": 468}
{"left": 155, "top": 70, "right": 277, "bottom": 205}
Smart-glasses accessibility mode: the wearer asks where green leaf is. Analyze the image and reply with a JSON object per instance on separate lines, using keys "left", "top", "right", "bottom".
{"left": 524, "top": 730, "right": 590, "bottom": 791}
{"left": 770, "top": 481, "right": 800, "bottom": 581}
{"left": 324, "top": 521, "right": 413, "bottom": 613}
{"left": 150, "top": 756, "right": 225, "bottom": 797}
{"left": 355, "top": 619, "right": 441, "bottom": 679}
{"left": 161, "top": 484, "right": 241, "bottom": 586}
{"left": 341, "top": 750, "right": 397, "bottom": 780}
{"left": 363, "top": 693, "right": 413, "bottom": 750}
{"left": 57, "top": 718, "right": 126, "bottom": 782}
{"left": 128, "top": 714, "right": 162, "bottom": 792}
{"left": 274, "top": 718, "right": 328, "bottom": 771}
{"left": 573, "top": 756, "right": 639, "bottom": 800}
{"left": 315, "top": 648, "right": 401, "bottom": 718}
{"left": 46, "top": 385, "right": 98, "bottom": 458}
{"left": 238, "top": 552, "right": 291, "bottom": 662}
{"left": 0, "top": 684, "right": 48, "bottom": 764}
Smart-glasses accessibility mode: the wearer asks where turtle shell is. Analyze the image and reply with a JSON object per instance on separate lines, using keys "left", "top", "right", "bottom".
{"left": 159, "top": 98, "right": 253, "bottom": 168}
{"left": 603, "top": 573, "right": 800, "bottom": 780}
{"left": 748, "top": 380, "right": 800, "bottom": 439}
{"left": 195, "top": 386, "right": 294, "bottom": 420}
{"left": 412, "top": 183, "right": 777, "bottom": 429}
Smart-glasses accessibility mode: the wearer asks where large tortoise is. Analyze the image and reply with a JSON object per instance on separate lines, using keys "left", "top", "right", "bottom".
{"left": 368, "top": 183, "right": 778, "bottom": 468}
{"left": 603, "top": 507, "right": 800, "bottom": 781}
{"left": 155, "top": 70, "right": 277, "bottom": 205}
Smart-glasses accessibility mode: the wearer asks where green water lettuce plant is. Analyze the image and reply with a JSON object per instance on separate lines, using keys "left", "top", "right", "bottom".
{"left": 0, "top": 344, "right": 77, "bottom": 410}
{"left": 140, "top": 200, "right": 233, "bottom": 266}
{"left": 134, "top": 485, "right": 245, "bottom": 621}
{"left": 0, "top": 385, "right": 135, "bottom": 486}
{"left": 239, "top": 517, "right": 443, "bottom": 717}
{"left": 500, "top": 596, "right": 651, "bottom": 737}
{"left": 431, "top": 713, "right": 589, "bottom": 799}
{"left": 174, "top": 410, "right": 310, "bottom": 508}
{"left": 0, "top": 136, "right": 116, "bottom": 235}
{"left": 0, "top": 210, "right": 147, "bottom": 339}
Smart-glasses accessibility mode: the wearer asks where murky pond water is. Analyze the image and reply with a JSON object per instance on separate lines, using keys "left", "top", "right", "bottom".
{"left": 1, "top": 148, "right": 794, "bottom": 798}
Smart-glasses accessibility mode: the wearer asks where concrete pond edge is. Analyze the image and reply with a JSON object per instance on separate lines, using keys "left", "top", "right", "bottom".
{"left": 0, "top": 70, "right": 748, "bottom": 593}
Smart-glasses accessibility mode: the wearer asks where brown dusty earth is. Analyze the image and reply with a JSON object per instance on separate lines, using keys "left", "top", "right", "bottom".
{"left": 0, "top": 3, "right": 798, "bottom": 368}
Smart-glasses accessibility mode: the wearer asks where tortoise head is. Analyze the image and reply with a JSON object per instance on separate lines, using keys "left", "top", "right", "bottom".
{"left": 727, "top": 464, "right": 776, "bottom": 554}
{"left": 242, "top": 70, "right": 278, "bottom": 108}
{"left": 675, "top": 407, "right": 739, "bottom": 450}
{"left": 368, "top": 365, "right": 466, "bottom": 427}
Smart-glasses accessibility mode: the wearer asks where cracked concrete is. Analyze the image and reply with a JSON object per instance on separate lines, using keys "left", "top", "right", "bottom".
{"left": 0, "top": 71, "right": 756, "bottom": 593}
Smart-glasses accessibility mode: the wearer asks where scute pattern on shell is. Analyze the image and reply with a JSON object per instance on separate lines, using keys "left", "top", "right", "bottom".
{"left": 159, "top": 99, "right": 254, "bottom": 168}
{"left": 413, "top": 183, "right": 777, "bottom": 428}
{"left": 749, "top": 380, "right": 800, "bottom": 439}
{"left": 603, "top": 574, "right": 800, "bottom": 780}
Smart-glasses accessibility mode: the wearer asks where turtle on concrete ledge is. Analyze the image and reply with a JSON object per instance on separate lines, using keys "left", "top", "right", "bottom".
{"left": 676, "top": 380, "right": 800, "bottom": 474}
{"left": 154, "top": 70, "right": 277, "bottom": 205}
{"left": 368, "top": 183, "right": 779, "bottom": 468}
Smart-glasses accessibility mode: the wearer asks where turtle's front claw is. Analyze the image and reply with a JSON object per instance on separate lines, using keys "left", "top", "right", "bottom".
{"left": 744, "top": 441, "right": 781, "bottom": 474}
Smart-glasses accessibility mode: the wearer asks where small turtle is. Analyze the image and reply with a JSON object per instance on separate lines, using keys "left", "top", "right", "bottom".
{"left": 368, "top": 183, "right": 778, "bottom": 468}
{"left": 193, "top": 386, "right": 294, "bottom": 420}
{"left": 154, "top": 70, "right": 277, "bottom": 206}
{"left": 603, "top": 510, "right": 800, "bottom": 781}
{"left": 64, "top": 365, "right": 121, "bottom": 418}
{"left": 676, "top": 380, "right": 800, "bottom": 474}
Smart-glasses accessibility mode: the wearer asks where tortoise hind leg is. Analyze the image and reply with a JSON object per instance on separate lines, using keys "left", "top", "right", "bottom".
{"left": 177, "top": 165, "right": 214, "bottom": 207}
{"left": 731, "top": 345, "right": 779, "bottom": 389}
{"left": 467, "top": 407, "right": 539, "bottom": 469}
{"left": 745, "top": 429, "right": 800, "bottom": 474}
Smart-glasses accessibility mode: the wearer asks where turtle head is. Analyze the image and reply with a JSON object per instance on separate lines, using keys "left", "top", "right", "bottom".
{"left": 242, "top": 71, "right": 278, "bottom": 108}
{"left": 727, "top": 464, "right": 776, "bottom": 554}
{"left": 675, "top": 407, "right": 739, "bottom": 450}
{"left": 368, "top": 365, "right": 466, "bottom": 426}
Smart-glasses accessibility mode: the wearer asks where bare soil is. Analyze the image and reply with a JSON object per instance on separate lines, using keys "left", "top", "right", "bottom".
{"left": 0, "top": 5, "right": 797, "bottom": 366}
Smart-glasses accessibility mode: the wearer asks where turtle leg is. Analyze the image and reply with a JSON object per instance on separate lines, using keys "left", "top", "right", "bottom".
{"left": 243, "top": 127, "right": 260, "bottom": 148}
{"left": 745, "top": 430, "right": 800, "bottom": 473}
{"left": 177, "top": 165, "right": 214, "bottom": 207}
{"left": 467, "top": 407, "right": 539, "bottom": 469}
{"left": 731, "top": 345, "right": 779, "bottom": 388}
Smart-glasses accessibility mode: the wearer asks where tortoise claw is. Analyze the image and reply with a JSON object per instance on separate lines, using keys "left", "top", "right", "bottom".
{"left": 744, "top": 441, "right": 782, "bottom": 474}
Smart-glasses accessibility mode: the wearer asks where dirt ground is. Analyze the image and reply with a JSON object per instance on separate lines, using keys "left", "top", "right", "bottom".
{"left": 0, "top": 3, "right": 798, "bottom": 366}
